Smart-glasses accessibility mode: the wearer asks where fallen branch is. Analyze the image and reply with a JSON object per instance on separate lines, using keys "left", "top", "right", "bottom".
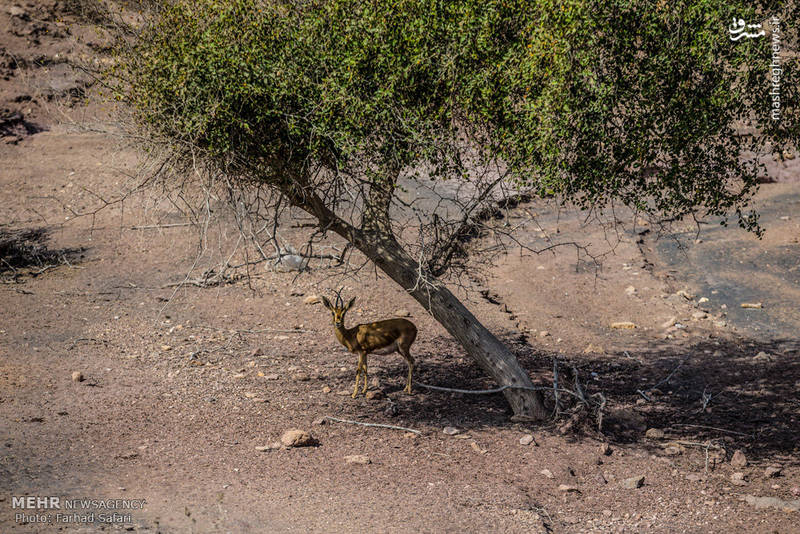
{"left": 322, "top": 416, "right": 421, "bottom": 434}
{"left": 637, "top": 359, "right": 685, "bottom": 401}
{"left": 673, "top": 423, "right": 751, "bottom": 437}
{"left": 131, "top": 223, "right": 193, "bottom": 230}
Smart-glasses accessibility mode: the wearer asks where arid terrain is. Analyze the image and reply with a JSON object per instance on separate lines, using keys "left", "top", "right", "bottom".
{"left": 1, "top": 3, "right": 799, "bottom": 533}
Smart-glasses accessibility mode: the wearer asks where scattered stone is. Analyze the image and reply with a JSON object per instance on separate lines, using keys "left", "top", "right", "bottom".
{"left": 539, "top": 330, "right": 550, "bottom": 338}
{"left": 740, "top": 302, "right": 763, "bottom": 309}
{"left": 714, "top": 320, "right": 727, "bottom": 328}
{"left": 624, "top": 285, "right": 637, "bottom": 296}
{"left": 263, "top": 373, "right": 279, "bottom": 380}
{"left": 365, "top": 390, "right": 384, "bottom": 400}
{"left": 661, "top": 316, "right": 678, "bottom": 329}
{"left": 251, "top": 397, "right": 268, "bottom": 403}
{"left": 232, "top": 373, "right": 246, "bottom": 379}
{"left": 791, "top": 486, "right": 800, "bottom": 496}
{"left": 602, "top": 509, "right": 613, "bottom": 517}
{"left": 312, "top": 417, "right": 327, "bottom": 426}
{"left": 519, "top": 434, "right": 535, "bottom": 446}
{"left": 395, "top": 309, "right": 411, "bottom": 317}
{"left": 303, "top": 295, "right": 321, "bottom": 305}
{"left": 600, "top": 443, "right": 612, "bottom": 456}
{"left": 765, "top": 466, "right": 783, "bottom": 478}
{"left": 322, "top": 386, "right": 332, "bottom": 393}
{"left": 280, "top": 429, "right": 316, "bottom": 447}
{"left": 292, "top": 372, "right": 310, "bottom": 382}
{"left": 611, "top": 321, "right": 637, "bottom": 329}
{"left": 730, "top": 472, "right": 747, "bottom": 486}
{"left": 160, "top": 345, "right": 172, "bottom": 351}
{"left": 621, "top": 475, "right": 645, "bottom": 489}
{"left": 783, "top": 151, "right": 796, "bottom": 160}
{"left": 730, "top": 449, "right": 748, "bottom": 468}
{"left": 662, "top": 444, "right": 683, "bottom": 456}
{"left": 558, "top": 484, "right": 580, "bottom": 493}
{"left": 742, "top": 495, "right": 800, "bottom": 513}
{"left": 71, "top": 371, "right": 84, "bottom": 382}
{"left": 582, "top": 344, "right": 604, "bottom": 354}
{"left": 645, "top": 428, "right": 665, "bottom": 439}
{"left": 698, "top": 297, "right": 709, "bottom": 304}
{"left": 753, "top": 351, "right": 775, "bottom": 362}
{"left": 8, "top": 6, "right": 26, "bottom": 18}
{"left": 470, "top": 441, "right": 487, "bottom": 454}
{"left": 255, "top": 443, "right": 281, "bottom": 452}
{"left": 244, "top": 392, "right": 257, "bottom": 398}
{"left": 443, "top": 426, "right": 460, "bottom": 435}
{"left": 540, "top": 469, "right": 555, "bottom": 479}
{"left": 686, "top": 473, "right": 704, "bottom": 482}
{"left": 250, "top": 348, "right": 263, "bottom": 357}
{"left": 691, "top": 311, "right": 707, "bottom": 320}
{"left": 676, "top": 289, "right": 695, "bottom": 300}
{"left": 344, "top": 454, "right": 371, "bottom": 465}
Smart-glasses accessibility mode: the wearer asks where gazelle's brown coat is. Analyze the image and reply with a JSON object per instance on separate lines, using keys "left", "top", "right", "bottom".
{"left": 322, "top": 295, "right": 417, "bottom": 398}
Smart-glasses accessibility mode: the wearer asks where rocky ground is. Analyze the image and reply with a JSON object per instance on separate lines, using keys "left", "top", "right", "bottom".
{"left": 1, "top": 2, "right": 799, "bottom": 533}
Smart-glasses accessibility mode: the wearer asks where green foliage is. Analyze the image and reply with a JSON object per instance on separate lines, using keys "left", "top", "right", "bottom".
{"left": 119, "top": 0, "right": 798, "bottom": 234}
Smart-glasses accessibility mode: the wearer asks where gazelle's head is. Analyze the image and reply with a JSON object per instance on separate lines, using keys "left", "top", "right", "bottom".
{"left": 321, "top": 292, "right": 355, "bottom": 329}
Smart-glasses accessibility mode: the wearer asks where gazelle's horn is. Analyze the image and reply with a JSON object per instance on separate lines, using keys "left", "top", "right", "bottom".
{"left": 334, "top": 287, "right": 343, "bottom": 309}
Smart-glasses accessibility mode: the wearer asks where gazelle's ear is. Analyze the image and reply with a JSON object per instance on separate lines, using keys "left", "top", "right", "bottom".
{"left": 345, "top": 296, "right": 356, "bottom": 311}
{"left": 320, "top": 296, "right": 332, "bottom": 310}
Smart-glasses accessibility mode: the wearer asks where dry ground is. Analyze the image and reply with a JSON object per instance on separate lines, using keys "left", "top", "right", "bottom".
{"left": 1, "top": 3, "right": 799, "bottom": 533}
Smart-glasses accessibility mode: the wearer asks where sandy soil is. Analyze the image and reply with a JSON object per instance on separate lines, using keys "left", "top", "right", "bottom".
{"left": 2, "top": 3, "right": 799, "bottom": 533}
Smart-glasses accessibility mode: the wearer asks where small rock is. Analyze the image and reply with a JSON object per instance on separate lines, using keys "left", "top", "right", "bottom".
{"left": 740, "top": 302, "right": 763, "bottom": 309}
{"left": 743, "top": 495, "right": 800, "bottom": 512}
{"left": 519, "top": 434, "right": 535, "bottom": 446}
{"left": 395, "top": 309, "right": 411, "bottom": 317}
{"left": 582, "top": 344, "right": 604, "bottom": 354}
{"left": 783, "top": 151, "right": 795, "bottom": 160}
{"left": 303, "top": 295, "right": 321, "bottom": 305}
{"left": 470, "top": 441, "right": 487, "bottom": 454}
{"left": 232, "top": 373, "right": 246, "bottom": 379}
{"left": 753, "top": 351, "right": 774, "bottom": 362}
{"left": 624, "top": 286, "right": 637, "bottom": 296}
{"left": 538, "top": 330, "right": 550, "bottom": 337}
{"left": 621, "top": 475, "right": 645, "bottom": 489}
{"left": 662, "top": 445, "right": 683, "bottom": 456}
{"left": 161, "top": 345, "right": 172, "bottom": 351}
{"left": 312, "top": 417, "right": 327, "bottom": 426}
{"left": 254, "top": 444, "right": 280, "bottom": 452}
{"left": 365, "top": 390, "right": 384, "bottom": 400}
{"left": 765, "top": 466, "right": 782, "bottom": 478}
{"left": 698, "top": 297, "right": 709, "bottom": 304}
{"left": 676, "top": 289, "right": 695, "bottom": 300}
{"left": 344, "top": 454, "right": 371, "bottom": 465}
{"left": 611, "top": 321, "right": 637, "bottom": 329}
{"left": 244, "top": 392, "right": 257, "bottom": 398}
{"left": 263, "top": 373, "right": 279, "bottom": 380}
{"left": 600, "top": 443, "right": 612, "bottom": 456}
{"left": 730, "top": 449, "right": 748, "bottom": 468}
{"left": 71, "top": 371, "right": 84, "bottom": 382}
{"left": 558, "top": 484, "right": 580, "bottom": 493}
{"left": 730, "top": 472, "right": 747, "bottom": 486}
{"left": 791, "top": 486, "right": 800, "bottom": 496}
{"left": 540, "top": 469, "right": 555, "bottom": 479}
{"left": 280, "top": 429, "right": 316, "bottom": 447}
{"left": 602, "top": 509, "right": 613, "bottom": 517}
{"left": 686, "top": 473, "right": 704, "bottom": 482}
{"left": 714, "top": 320, "right": 727, "bottom": 328}
{"left": 322, "top": 386, "right": 331, "bottom": 393}
{"left": 292, "top": 372, "right": 310, "bottom": 382}
{"left": 645, "top": 428, "right": 665, "bottom": 439}
{"left": 661, "top": 316, "right": 678, "bottom": 329}
{"left": 443, "top": 426, "right": 460, "bottom": 435}
{"left": 251, "top": 397, "right": 268, "bottom": 403}
{"left": 8, "top": 6, "right": 26, "bottom": 17}
{"left": 691, "top": 311, "right": 707, "bottom": 320}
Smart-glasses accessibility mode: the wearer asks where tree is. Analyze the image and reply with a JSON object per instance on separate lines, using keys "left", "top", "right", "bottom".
{"left": 112, "top": 0, "right": 798, "bottom": 419}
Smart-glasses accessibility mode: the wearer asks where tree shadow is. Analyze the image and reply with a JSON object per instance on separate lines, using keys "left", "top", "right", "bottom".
{"left": 355, "top": 333, "right": 800, "bottom": 464}
{"left": 0, "top": 226, "right": 84, "bottom": 280}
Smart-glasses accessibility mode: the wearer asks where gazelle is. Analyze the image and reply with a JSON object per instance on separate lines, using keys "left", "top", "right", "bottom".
{"left": 321, "top": 292, "right": 417, "bottom": 398}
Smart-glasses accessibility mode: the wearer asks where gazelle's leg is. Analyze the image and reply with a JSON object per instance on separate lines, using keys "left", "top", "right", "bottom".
{"left": 362, "top": 354, "right": 369, "bottom": 394}
{"left": 400, "top": 347, "right": 415, "bottom": 394}
{"left": 352, "top": 352, "right": 366, "bottom": 398}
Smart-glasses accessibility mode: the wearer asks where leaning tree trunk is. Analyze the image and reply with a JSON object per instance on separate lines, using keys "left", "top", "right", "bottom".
{"left": 355, "top": 233, "right": 548, "bottom": 420}
{"left": 289, "top": 187, "right": 548, "bottom": 419}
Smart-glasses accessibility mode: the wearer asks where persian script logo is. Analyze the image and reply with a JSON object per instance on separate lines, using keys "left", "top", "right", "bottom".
{"left": 729, "top": 18, "right": 765, "bottom": 40}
